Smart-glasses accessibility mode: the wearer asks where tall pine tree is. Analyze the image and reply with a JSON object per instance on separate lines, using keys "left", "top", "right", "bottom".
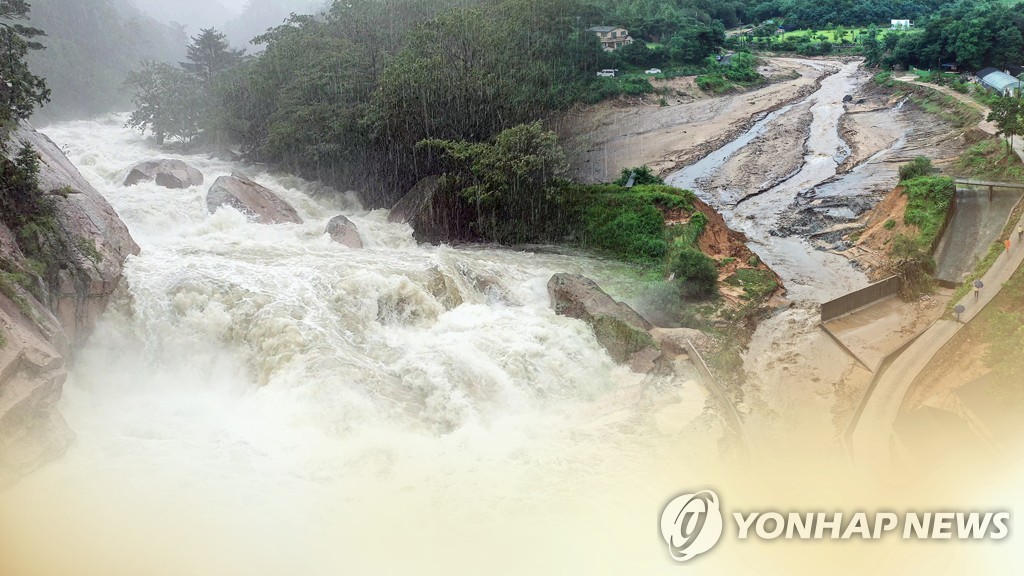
{"left": 183, "top": 28, "right": 244, "bottom": 84}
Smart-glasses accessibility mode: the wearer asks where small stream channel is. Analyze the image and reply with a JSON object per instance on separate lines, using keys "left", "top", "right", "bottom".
{"left": 667, "top": 60, "right": 907, "bottom": 303}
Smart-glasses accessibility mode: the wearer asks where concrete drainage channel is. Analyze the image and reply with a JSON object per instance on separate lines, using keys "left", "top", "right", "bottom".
{"left": 684, "top": 340, "right": 752, "bottom": 463}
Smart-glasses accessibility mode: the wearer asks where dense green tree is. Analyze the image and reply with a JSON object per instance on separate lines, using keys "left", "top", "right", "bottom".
{"left": 987, "top": 95, "right": 1024, "bottom": 157}
{"left": 861, "top": 26, "right": 882, "bottom": 67}
{"left": 125, "top": 62, "right": 205, "bottom": 146}
{"left": 0, "top": 0, "right": 49, "bottom": 132}
{"left": 0, "top": 0, "right": 50, "bottom": 238}
{"left": 671, "top": 249, "right": 719, "bottom": 298}
{"left": 419, "top": 121, "right": 568, "bottom": 236}
{"left": 667, "top": 18, "right": 725, "bottom": 64}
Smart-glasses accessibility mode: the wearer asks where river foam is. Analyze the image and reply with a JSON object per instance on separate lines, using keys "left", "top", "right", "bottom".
{"left": 0, "top": 115, "right": 718, "bottom": 575}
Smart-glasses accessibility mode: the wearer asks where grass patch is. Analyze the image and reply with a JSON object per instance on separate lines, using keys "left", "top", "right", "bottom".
{"left": 874, "top": 73, "right": 981, "bottom": 128}
{"left": 902, "top": 176, "right": 955, "bottom": 248}
{"left": 581, "top": 75, "right": 655, "bottom": 104}
{"left": 577, "top": 184, "right": 698, "bottom": 263}
{"left": 951, "top": 139, "right": 1024, "bottom": 181}
{"left": 943, "top": 262, "right": 1024, "bottom": 410}
{"left": 725, "top": 268, "right": 778, "bottom": 301}
{"left": 778, "top": 28, "right": 873, "bottom": 43}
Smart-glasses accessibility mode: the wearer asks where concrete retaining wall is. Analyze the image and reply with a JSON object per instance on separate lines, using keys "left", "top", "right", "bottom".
{"left": 820, "top": 276, "right": 902, "bottom": 322}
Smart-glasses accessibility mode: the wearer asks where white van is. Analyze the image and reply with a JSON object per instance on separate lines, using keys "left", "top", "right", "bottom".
{"left": 596, "top": 69, "right": 618, "bottom": 77}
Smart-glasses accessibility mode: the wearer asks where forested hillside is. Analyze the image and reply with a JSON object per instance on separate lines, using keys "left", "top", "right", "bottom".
{"left": 863, "top": 2, "right": 1024, "bottom": 70}
{"left": 185, "top": 0, "right": 610, "bottom": 206}
{"left": 24, "top": 0, "right": 186, "bottom": 121}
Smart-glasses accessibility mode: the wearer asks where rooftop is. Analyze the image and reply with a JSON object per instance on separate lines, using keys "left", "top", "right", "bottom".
{"left": 588, "top": 26, "right": 622, "bottom": 33}
{"left": 979, "top": 68, "right": 1023, "bottom": 92}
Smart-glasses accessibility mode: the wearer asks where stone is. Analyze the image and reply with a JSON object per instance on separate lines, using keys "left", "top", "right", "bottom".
{"left": 207, "top": 173, "right": 303, "bottom": 224}
{"left": 1, "top": 124, "right": 139, "bottom": 486}
{"left": 123, "top": 159, "right": 204, "bottom": 189}
{"left": 325, "top": 215, "right": 363, "bottom": 248}
{"left": 547, "top": 273, "right": 659, "bottom": 368}
{"left": 388, "top": 176, "right": 473, "bottom": 244}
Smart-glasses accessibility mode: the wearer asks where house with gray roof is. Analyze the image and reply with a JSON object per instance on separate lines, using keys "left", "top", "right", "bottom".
{"left": 588, "top": 26, "right": 633, "bottom": 51}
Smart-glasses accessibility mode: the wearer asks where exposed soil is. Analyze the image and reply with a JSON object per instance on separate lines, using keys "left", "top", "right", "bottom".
{"left": 557, "top": 58, "right": 996, "bottom": 460}
{"left": 555, "top": 58, "right": 831, "bottom": 184}
{"left": 778, "top": 96, "right": 968, "bottom": 267}
{"left": 842, "top": 185, "right": 919, "bottom": 280}
{"left": 837, "top": 86, "right": 904, "bottom": 173}
{"left": 697, "top": 107, "right": 813, "bottom": 203}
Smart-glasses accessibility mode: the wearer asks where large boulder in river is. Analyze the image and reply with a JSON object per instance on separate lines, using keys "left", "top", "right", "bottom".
{"left": 325, "top": 215, "right": 363, "bottom": 248}
{"left": 547, "top": 273, "right": 660, "bottom": 371}
{"left": 207, "top": 173, "right": 303, "bottom": 224}
{"left": 1, "top": 124, "right": 140, "bottom": 486}
{"left": 388, "top": 176, "right": 474, "bottom": 244}
{"left": 123, "top": 159, "right": 204, "bottom": 189}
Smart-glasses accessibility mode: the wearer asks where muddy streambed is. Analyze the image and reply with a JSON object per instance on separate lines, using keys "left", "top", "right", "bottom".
{"left": 666, "top": 59, "right": 966, "bottom": 452}
{"left": 668, "top": 60, "right": 884, "bottom": 302}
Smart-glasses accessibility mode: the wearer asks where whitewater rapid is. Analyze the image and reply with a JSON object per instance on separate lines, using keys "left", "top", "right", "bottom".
{"left": 0, "top": 116, "right": 724, "bottom": 575}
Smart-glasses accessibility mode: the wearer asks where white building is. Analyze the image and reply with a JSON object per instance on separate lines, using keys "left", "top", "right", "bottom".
{"left": 890, "top": 19, "right": 913, "bottom": 30}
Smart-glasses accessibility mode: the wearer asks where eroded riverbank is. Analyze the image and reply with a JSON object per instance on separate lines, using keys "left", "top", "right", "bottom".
{"left": 572, "top": 57, "right": 974, "bottom": 455}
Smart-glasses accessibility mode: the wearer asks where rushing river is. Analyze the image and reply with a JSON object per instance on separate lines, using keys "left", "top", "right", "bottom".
{"left": 0, "top": 116, "right": 730, "bottom": 575}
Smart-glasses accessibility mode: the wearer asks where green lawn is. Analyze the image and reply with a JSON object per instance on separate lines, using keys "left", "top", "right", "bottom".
{"left": 778, "top": 28, "right": 868, "bottom": 42}
{"left": 777, "top": 27, "right": 908, "bottom": 43}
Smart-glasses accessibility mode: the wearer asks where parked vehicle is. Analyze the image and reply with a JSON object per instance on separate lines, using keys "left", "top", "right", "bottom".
{"left": 596, "top": 69, "right": 618, "bottom": 77}
{"left": 644, "top": 68, "right": 662, "bottom": 74}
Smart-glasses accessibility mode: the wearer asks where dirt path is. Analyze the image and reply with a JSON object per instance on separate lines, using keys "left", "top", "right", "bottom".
{"left": 895, "top": 76, "right": 999, "bottom": 134}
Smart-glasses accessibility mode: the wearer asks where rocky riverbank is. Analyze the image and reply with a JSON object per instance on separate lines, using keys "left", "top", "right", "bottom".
{"left": 0, "top": 125, "right": 139, "bottom": 487}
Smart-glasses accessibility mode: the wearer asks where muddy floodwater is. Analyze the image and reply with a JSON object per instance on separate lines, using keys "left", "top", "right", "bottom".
{"left": 668, "top": 61, "right": 881, "bottom": 302}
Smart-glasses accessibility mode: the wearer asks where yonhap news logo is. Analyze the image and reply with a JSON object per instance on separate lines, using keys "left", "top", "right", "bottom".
{"left": 659, "top": 489, "right": 1011, "bottom": 562}
{"left": 659, "top": 490, "right": 724, "bottom": 562}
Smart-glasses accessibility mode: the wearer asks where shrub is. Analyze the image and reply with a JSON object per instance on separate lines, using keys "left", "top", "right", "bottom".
{"left": 884, "top": 219, "right": 896, "bottom": 230}
{"left": 613, "top": 165, "right": 664, "bottom": 187}
{"left": 898, "top": 156, "right": 933, "bottom": 181}
{"left": 696, "top": 74, "right": 730, "bottom": 92}
{"left": 889, "top": 234, "right": 936, "bottom": 298}
{"left": 671, "top": 248, "right": 719, "bottom": 298}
